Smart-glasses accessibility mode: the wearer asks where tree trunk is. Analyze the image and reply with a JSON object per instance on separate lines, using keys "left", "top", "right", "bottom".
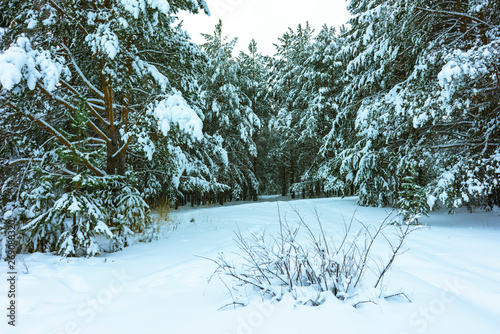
{"left": 281, "top": 164, "right": 287, "bottom": 196}
{"left": 457, "top": 0, "right": 467, "bottom": 34}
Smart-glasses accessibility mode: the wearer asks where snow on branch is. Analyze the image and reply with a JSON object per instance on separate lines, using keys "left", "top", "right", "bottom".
{"left": 118, "top": 0, "right": 170, "bottom": 18}
{"left": 63, "top": 45, "right": 105, "bottom": 99}
{"left": 415, "top": 7, "right": 492, "bottom": 29}
{"left": 7, "top": 158, "right": 43, "bottom": 167}
{"left": 9, "top": 103, "right": 107, "bottom": 177}
{"left": 149, "top": 92, "right": 204, "bottom": 141}
{"left": 0, "top": 36, "right": 65, "bottom": 91}
{"left": 85, "top": 24, "right": 120, "bottom": 59}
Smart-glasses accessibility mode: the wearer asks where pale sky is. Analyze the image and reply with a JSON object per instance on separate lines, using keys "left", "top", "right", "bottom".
{"left": 179, "top": 0, "right": 351, "bottom": 56}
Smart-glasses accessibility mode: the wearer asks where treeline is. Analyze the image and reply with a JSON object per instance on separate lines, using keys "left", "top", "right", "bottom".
{"left": 0, "top": 0, "right": 498, "bottom": 255}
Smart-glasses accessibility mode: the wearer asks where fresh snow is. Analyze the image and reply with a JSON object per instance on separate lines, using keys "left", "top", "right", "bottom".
{"left": 1, "top": 197, "right": 500, "bottom": 334}
{"left": 118, "top": 0, "right": 171, "bottom": 18}
{"left": 151, "top": 93, "right": 204, "bottom": 140}
{"left": 85, "top": 26, "right": 120, "bottom": 60}
{"left": 0, "top": 36, "right": 63, "bottom": 91}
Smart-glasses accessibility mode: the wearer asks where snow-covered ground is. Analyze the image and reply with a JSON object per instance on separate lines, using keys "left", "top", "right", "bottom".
{"left": 2, "top": 197, "right": 500, "bottom": 334}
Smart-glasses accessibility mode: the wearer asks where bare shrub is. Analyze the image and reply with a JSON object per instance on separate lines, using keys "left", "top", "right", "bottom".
{"left": 142, "top": 198, "right": 177, "bottom": 242}
{"left": 209, "top": 207, "right": 417, "bottom": 308}
{"left": 156, "top": 198, "right": 172, "bottom": 223}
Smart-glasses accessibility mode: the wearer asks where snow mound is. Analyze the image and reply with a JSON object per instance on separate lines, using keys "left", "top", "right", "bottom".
{"left": 493, "top": 205, "right": 500, "bottom": 216}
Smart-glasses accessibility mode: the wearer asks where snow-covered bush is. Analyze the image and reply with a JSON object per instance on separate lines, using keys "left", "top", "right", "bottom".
{"left": 6, "top": 173, "right": 152, "bottom": 257}
{"left": 100, "top": 178, "right": 152, "bottom": 252}
{"left": 210, "top": 209, "right": 416, "bottom": 308}
{"left": 21, "top": 186, "right": 105, "bottom": 257}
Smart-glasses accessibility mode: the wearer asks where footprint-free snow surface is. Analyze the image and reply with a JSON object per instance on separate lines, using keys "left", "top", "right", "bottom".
{"left": 2, "top": 197, "right": 500, "bottom": 333}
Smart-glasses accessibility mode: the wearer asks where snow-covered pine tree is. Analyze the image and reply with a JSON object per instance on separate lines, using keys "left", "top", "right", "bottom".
{"left": 324, "top": 0, "right": 499, "bottom": 210}
{"left": 292, "top": 25, "right": 346, "bottom": 198}
{"left": 331, "top": 0, "right": 424, "bottom": 207}
{"left": 0, "top": 0, "right": 211, "bottom": 255}
{"left": 236, "top": 40, "right": 275, "bottom": 196}
{"left": 198, "top": 20, "right": 261, "bottom": 202}
{"left": 129, "top": 92, "right": 229, "bottom": 208}
{"left": 426, "top": 1, "right": 500, "bottom": 210}
{"left": 269, "top": 23, "right": 315, "bottom": 198}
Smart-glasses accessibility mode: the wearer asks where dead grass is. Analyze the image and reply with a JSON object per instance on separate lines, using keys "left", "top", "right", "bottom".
{"left": 156, "top": 197, "right": 172, "bottom": 223}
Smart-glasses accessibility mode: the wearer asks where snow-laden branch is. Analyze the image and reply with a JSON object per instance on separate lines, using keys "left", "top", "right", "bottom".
{"left": 7, "top": 158, "right": 43, "bottom": 167}
{"left": 135, "top": 50, "right": 178, "bottom": 56}
{"left": 415, "top": 7, "right": 493, "bottom": 28}
{"left": 130, "top": 88, "right": 152, "bottom": 96}
{"left": 86, "top": 103, "right": 109, "bottom": 126}
{"left": 112, "top": 136, "right": 133, "bottom": 160}
{"left": 37, "top": 83, "right": 76, "bottom": 111}
{"left": 64, "top": 46, "right": 105, "bottom": 99}
{"left": 51, "top": 80, "right": 110, "bottom": 143}
{"left": 48, "top": 0, "right": 89, "bottom": 35}
{"left": 0, "top": 36, "right": 64, "bottom": 91}
{"left": 59, "top": 79, "right": 109, "bottom": 125}
{"left": 9, "top": 102, "right": 107, "bottom": 177}
{"left": 88, "top": 120, "right": 111, "bottom": 144}
{"left": 148, "top": 93, "right": 203, "bottom": 141}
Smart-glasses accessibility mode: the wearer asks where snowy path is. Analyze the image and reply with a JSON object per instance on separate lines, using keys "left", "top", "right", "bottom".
{"left": 1, "top": 197, "right": 500, "bottom": 334}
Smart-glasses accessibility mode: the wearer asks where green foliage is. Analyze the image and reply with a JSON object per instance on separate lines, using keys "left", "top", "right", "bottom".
{"left": 316, "top": 0, "right": 500, "bottom": 210}
{"left": 198, "top": 20, "right": 261, "bottom": 200}
{"left": 18, "top": 173, "right": 151, "bottom": 257}
{"left": 398, "top": 169, "right": 430, "bottom": 221}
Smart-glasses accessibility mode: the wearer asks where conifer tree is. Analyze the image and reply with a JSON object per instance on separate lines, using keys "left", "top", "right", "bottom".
{"left": 237, "top": 40, "right": 275, "bottom": 196}
{"left": 0, "top": 0, "right": 211, "bottom": 255}
{"left": 322, "top": 0, "right": 499, "bottom": 209}
{"left": 199, "top": 20, "right": 261, "bottom": 201}
{"left": 294, "top": 25, "right": 346, "bottom": 198}
{"left": 269, "top": 23, "right": 314, "bottom": 197}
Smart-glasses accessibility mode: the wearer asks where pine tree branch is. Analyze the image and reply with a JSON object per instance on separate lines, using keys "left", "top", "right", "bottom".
{"left": 8, "top": 103, "right": 107, "bottom": 177}
{"left": 415, "top": 7, "right": 492, "bottom": 29}
{"left": 36, "top": 82, "right": 111, "bottom": 144}
{"left": 63, "top": 45, "right": 105, "bottom": 99}
{"left": 88, "top": 120, "right": 111, "bottom": 144}
{"left": 59, "top": 79, "right": 110, "bottom": 127}
{"left": 86, "top": 103, "right": 109, "bottom": 127}
{"left": 37, "top": 83, "right": 76, "bottom": 112}
{"left": 130, "top": 88, "right": 152, "bottom": 96}
{"left": 7, "top": 158, "right": 43, "bottom": 167}
{"left": 112, "top": 136, "right": 133, "bottom": 160}
{"left": 135, "top": 50, "right": 179, "bottom": 56}
{"left": 48, "top": 0, "right": 89, "bottom": 35}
